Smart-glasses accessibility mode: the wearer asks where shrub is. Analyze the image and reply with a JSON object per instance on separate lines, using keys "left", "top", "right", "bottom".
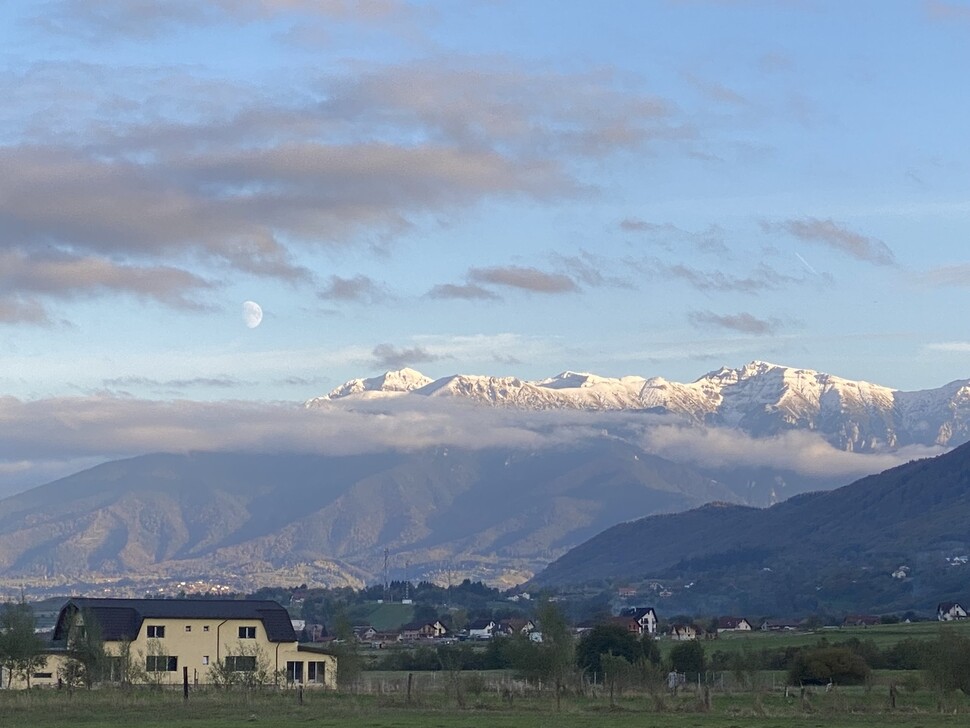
{"left": 787, "top": 646, "right": 870, "bottom": 685}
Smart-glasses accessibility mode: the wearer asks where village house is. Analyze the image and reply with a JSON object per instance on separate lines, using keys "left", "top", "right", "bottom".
{"left": 496, "top": 618, "right": 536, "bottom": 637}
{"left": 667, "top": 623, "right": 698, "bottom": 641}
{"left": 466, "top": 619, "right": 496, "bottom": 639}
{"left": 398, "top": 620, "right": 448, "bottom": 641}
{"left": 3, "top": 597, "right": 337, "bottom": 690}
{"left": 842, "top": 614, "right": 881, "bottom": 627}
{"left": 937, "top": 602, "right": 968, "bottom": 621}
{"left": 715, "top": 617, "right": 752, "bottom": 633}
{"left": 617, "top": 607, "right": 657, "bottom": 635}
{"left": 760, "top": 618, "right": 803, "bottom": 632}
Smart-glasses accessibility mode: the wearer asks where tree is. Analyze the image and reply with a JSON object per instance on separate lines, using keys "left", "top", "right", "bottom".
{"left": 575, "top": 624, "right": 640, "bottom": 677}
{"left": 923, "top": 631, "right": 970, "bottom": 711}
{"left": 59, "top": 608, "right": 108, "bottom": 689}
{"left": 669, "top": 640, "right": 706, "bottom": 679}
{"left": 0, "top": 601, "right": 47, "bottom": 689}
{"left": 209, "top": 642, "right": 274, "bottom": 690}
{"left": 535, "top": 603, "right": 575, "bottom": 712}
{"left": 788, "top": 646, "right": 870, "bottom": 686}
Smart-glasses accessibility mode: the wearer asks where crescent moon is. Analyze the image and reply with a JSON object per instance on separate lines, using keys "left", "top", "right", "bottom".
{"left": 242, "top": 300, "right": 263, "bottom": 329}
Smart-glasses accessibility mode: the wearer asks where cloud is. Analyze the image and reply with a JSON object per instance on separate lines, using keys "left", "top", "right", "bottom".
{"left": 0, "top": 298, "right": 51, "bottom": 326}
{"left": 919, "top": 263, "right": 970, "bottom": 287}
{"left": 371, "top": 344, "right": 450, "bottom": 369}
{"left": 0, "top": 394, "right": 941, "bottom": 499}
{"left": 924, "top": 341, "right": 970, "bottom": 353}
{"left": 641, "top": 424, "right": 940, "bottom": 480}
{"left": 468, "top": 265, "right": 579, "bottom": 294}
{"left": 688, "top": 310, "right": 780, "bottom": 335}
{"left": 763, "top": 217, "right": 896, "bottom": 265}
{"left": 550, "top": 251, "right": 635, "bottom": 289}
{"left": 926, "top": 0, "right": 970, "bottom": 22}
{"left": 620, "top": 219, "right": 729, "bottom": 254}
{"left": 651, "top": 261, "right": 803, "bottom": 292}
{"left": 318, "top": 275, "right": 391, "bottom": 303}
{"left": 683, "top": 72, "right": 749, "bottom": 106}
{"left": 102, "top": 376, "right": 248, "bottom": 391}
{"left": 0, "top": 249, "right": 213, "bottom": 314}
{"left": 426, "top": 283, "right": 501, "bottom": 301}
{"left": 36, "top": 0, "right": 409, "bottom": 40}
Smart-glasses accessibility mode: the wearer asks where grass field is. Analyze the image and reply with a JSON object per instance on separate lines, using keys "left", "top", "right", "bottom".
{"left": 2, "top": 676, "right": 969, "bottom": 728}
{"left": 683, "top": 619, "right": 970, "bottom": 657}
{"left": 6, "top": 620, "right": 970, "bottom": 727}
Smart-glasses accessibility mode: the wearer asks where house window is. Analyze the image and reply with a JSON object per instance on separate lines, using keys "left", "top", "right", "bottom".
{"left": 225, "top": 655, "right": 256, "bottom": 672}
{"left": 308, "top": 661, "right": 326, "bottom": 683}
{"left": 147, "top": 625, "right": 165, "bottom": 638}
{"left": 238, "top": 626, "right": 256, "bottom": 639}
{"left": 202, "top": 656, "right": 210, "bottom": 666}
{"left": 185, "top": 625, "right": 192, "bottom": 632}
{"left": 33, "top": 672, "right": 53, "bottom": 679}
{"left": 285, "top": 661, "right": 303, "bottom": 684}
{"left": 203, "top": 625, "right": 210, "bottom": 632}
{"left": 146, "top": 655, "right": 178, "bottom": 672}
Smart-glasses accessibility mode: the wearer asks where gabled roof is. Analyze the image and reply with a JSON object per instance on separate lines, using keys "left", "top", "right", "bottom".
{"left": 466, "top": 619, "right": 495, "bottom": 631}
{"left": 716, "top": 616, "right": 749, "bottom": 629}
{"left": 52, "top": 598, "right": 297, "bottom": 643}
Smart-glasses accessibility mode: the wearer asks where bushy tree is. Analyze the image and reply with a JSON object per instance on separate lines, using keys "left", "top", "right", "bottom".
{"left": 669, "top": 640, "right": 705, "bottom": 678}
{"left": 923, "top": 631, "right": 970, "bottom": 709}
{"left": 0, "top": 601, "right": 47, "bottom": 688}
{"left": 787, "top": 646, "right": 870, "bottom": 686}
{"left": 59, "top": 609, "right": 108, "bottom": 689}
{"left": 575, "top": 624, "right": 640, "bottom": 677}
{"left": 535, "top": 603, "right": 575, "bottom": 711}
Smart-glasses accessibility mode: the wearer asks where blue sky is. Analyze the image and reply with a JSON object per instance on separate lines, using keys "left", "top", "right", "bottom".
{"left": 1, "top": 0, "right": 969, "bottom": 491}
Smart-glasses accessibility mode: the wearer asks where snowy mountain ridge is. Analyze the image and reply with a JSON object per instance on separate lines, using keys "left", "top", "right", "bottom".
{"left": 307, "top": 361, "right": 970, "bottom": 452}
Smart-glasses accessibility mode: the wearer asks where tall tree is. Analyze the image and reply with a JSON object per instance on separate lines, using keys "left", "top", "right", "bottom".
{"left": 0, "top": 601, "right": 47, "bottom": 689}
{"left": 59, "top": 608, "right": 107, "bottom": 689}
{"left": 535, "top": 602, "right": 575, "bottom": 712}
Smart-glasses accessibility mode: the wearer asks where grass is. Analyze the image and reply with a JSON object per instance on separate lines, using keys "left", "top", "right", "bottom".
{"left": 690, "top": 620, "right": 970, "bottom": 657}
{"left": 3, "top": 679, "right": 970, "bottom": 728}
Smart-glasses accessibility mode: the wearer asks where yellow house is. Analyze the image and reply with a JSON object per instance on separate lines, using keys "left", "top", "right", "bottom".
{"left": 15, "top": 597, "right": 336, "bottom": 690}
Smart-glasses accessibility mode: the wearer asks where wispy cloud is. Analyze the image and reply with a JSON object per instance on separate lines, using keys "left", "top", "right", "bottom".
{"left": 426, "top": 283, "right": 501, "bottom": 301}
{"left": 371, "top": 343, "right": 450, "bottom": 369}
{"left": 318, "top": 275, "right": 391, "bottom": 303}
{"left": 920, "top": 263, "right": 970, "bottom": 287}
{"left": 468, "top": 265, "right": 579, "bottom": 294}
{"left": 763, "top": 217, "right": 896, "bottom": 265}
{"left": 926, "top": 0, "right": 970, "bottom": 23}
{"left": 102, "top": 376, "right": 248, "bottom": 390}
{"left": 688, "top": 310, "right": 780, "bottom": 335}
{"left": 649, "top": 261, "right": 804, "bottom": 293}
{"left": 620, "top": 219, "right": 729, "bottom": 254}
{"left": 35, "top": 0, "right": 410, "bottom": 40}
{"left": 924, "top": 341, "right": 970, "bottom": 353}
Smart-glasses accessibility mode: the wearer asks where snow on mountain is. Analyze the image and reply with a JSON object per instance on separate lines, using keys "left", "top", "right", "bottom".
{"left": 305, "top": 367, "right": 433, "bottom": 406}
{"left": 308, "top": 362, "right": 970, "bottom": 451}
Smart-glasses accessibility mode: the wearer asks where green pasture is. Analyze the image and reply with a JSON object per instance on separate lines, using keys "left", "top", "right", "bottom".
{"left": 685, "top": 619, "right": 970, "bottom": 656}
{"left": 2, "top": 686, "right": 970, "bottom": 728}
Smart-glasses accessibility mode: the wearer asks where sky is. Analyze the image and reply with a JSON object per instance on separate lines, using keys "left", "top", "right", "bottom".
{"left": 1, "top": 0, "right": 969, "bottom": 493}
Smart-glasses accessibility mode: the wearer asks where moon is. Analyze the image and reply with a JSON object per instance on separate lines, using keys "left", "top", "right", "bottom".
{"left": 242, "top": 300, "right": 263, "bottom": 329}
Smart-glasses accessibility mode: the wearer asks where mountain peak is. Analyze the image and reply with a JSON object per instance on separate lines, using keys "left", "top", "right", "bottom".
{"left": 307, "top": 363, "right": 970, "bottom": 452}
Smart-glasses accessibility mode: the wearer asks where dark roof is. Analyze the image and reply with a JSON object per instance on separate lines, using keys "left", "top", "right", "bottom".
{"left": 466, "top": 619, "right": 494, "bottom": 630}
{"left": 52, "top": 598, "right": 296, "bottom": 643}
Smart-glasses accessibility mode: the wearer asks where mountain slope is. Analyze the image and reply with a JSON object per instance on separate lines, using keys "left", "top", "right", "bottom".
{"left": 0, "top": 442, "right": 735, "bottom": 589}
{"left": 530, "top": 441, "right": 970, "bottom": 614}
{"left": 311, "top": 362, "right": 970, "bottom": 452}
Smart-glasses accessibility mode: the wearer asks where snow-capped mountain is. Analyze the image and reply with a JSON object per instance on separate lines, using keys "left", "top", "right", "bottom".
{"left": 309, "top": 361, "right": 970, "bottom": 452}
{"left": 305, "top": 367, "right": 433, "bottom": 403}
